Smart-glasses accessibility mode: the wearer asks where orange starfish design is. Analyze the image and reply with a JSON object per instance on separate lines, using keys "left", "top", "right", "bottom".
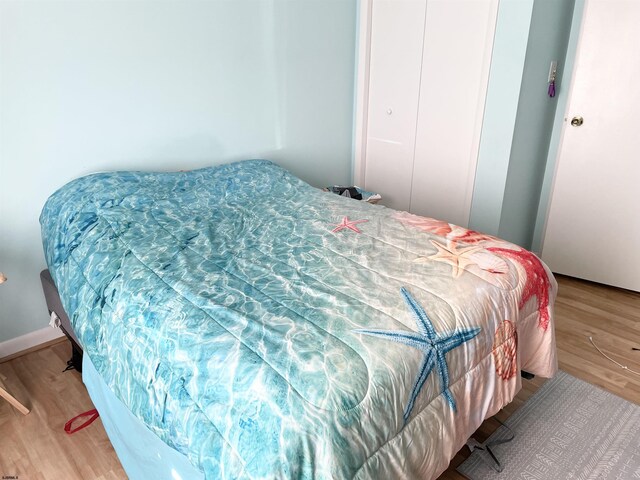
{"left": 416, "top": 240, "right": 482, "bottom": 278}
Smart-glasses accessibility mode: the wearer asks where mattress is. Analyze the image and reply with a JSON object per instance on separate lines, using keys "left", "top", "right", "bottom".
{"left": 40, "top": 159, "right": 557, "bottom": 479}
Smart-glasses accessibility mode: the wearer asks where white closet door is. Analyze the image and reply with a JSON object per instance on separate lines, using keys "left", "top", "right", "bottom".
{"left": 364, "top": 0, "right": 427, "bottom": 211}
{"left": 542, "top": 1, "right": 640, "bottom": 291}
{"left": 409, "top": 0, "right": 498, "bottom": 227}
{"left": 363, "top": 0, "right": 497, "bottom": 221}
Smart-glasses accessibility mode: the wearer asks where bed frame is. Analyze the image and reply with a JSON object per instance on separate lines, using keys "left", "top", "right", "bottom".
{"left": 40, "top": 269, "right": 83, "bottom": 371}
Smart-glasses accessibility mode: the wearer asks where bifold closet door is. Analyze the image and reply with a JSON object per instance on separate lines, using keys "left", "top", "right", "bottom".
{"left": 409, "top": 0, "right": 498, "bottom": 227}
{"left": 364, "top": 0, "right": 427, "bottom": 212}
{"left": 364, "top": 0, "right": 498, "bottom": 224}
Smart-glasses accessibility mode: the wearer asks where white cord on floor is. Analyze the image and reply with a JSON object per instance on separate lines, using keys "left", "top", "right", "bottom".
{"left": 588, "top": 336, "right": 640, "bottom": 377}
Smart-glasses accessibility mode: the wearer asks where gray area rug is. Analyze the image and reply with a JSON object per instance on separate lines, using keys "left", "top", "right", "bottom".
{"left": 457, "top": 371, "right": 640, "bottom": 479}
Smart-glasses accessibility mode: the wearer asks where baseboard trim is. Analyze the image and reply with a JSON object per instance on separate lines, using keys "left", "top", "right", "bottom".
{"left": 0, "top": 327, "right": 66, "bottom": 362}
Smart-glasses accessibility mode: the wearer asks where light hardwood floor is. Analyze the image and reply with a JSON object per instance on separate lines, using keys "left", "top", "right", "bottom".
{"left": 0, "top": 339, "right": 125, "bottom": 479}
{"left": 0, "top": 275, "right": 638, "bottom": 479}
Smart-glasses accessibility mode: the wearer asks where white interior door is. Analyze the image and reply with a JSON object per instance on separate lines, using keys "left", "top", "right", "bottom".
{"left": 542, "top": 0, "right": 640, "bottom": 291}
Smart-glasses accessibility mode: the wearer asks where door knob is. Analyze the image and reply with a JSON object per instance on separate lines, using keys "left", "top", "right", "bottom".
{"left": 570, "top": 116, "right": 584, "bottom": 127}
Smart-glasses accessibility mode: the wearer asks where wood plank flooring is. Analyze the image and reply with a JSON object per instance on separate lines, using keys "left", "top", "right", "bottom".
{"left": 0, "top": 275, "right": 638, "bottom": 479}
{"left": 0, "top": 341, "right": 126, "bottom": 479}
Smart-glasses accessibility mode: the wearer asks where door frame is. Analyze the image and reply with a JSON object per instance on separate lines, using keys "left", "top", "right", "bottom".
{"left": 353, "top": 0, "right": 373, "bottom": 187}
{"left": 532, "top": 0, "right": 585, "bottom": 254}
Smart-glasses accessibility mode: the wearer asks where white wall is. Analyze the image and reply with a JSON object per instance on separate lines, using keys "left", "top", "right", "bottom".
{"left": 0, "top": 0, "right": 357, "bottom": 345}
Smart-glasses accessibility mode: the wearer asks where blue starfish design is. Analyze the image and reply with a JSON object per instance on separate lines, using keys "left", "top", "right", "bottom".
{"left": 356, "top": 287, "right": 481, "bottom": 423}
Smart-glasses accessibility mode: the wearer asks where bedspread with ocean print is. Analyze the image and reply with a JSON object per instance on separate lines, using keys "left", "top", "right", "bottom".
{"left": 40, "top": 160, "right": 557, "bottom": 479}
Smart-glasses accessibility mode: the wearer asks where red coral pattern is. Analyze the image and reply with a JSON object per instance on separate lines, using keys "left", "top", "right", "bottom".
{"left": 451, "top": 228, "right": 501, "bottom": 244}
{"left": 394, "top": 213, "right": 453, "bottom": 236}
{"left": 487, "top": 247, "right": 551, "bottom": 331}
{"left": 395, "top": 212, "right": 501, "bottom": 245}
{"left": 493, "top": 320, "right": 518, "bottom": 380}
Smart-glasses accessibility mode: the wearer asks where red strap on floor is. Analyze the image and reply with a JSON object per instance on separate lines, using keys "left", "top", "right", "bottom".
{"left": 64, "top": 408, "right": 99, "bottom": 434}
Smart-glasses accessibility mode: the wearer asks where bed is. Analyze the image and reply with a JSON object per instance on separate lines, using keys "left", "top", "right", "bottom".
{"left": 40, "top": 159, "right": 557, "bottom": 479}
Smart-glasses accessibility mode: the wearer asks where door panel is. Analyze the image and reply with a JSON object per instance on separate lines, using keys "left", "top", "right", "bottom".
{"left": 409, "top": 0, "right": 497, "bottom": 227}
{"left": 542, "top": 0, "right": 640, "bottom": 291}
{"left": 364, "top": 0, "right": 426, "bottom": 211}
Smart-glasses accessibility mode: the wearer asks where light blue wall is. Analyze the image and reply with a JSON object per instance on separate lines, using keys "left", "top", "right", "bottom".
{"left": 470, "top": 0, "right": 576, "bottom": 249}
{"left": 469, "top": 0, "right": 534, "bottom": 237}
{"left": 0, "top": 0, "right": 357, "bottom": 344}
{"left": 498, "top": 0, "right": 575, "bottom": 248}
{"left": 531, "top": 0, "right": 585, "bottom": 254}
